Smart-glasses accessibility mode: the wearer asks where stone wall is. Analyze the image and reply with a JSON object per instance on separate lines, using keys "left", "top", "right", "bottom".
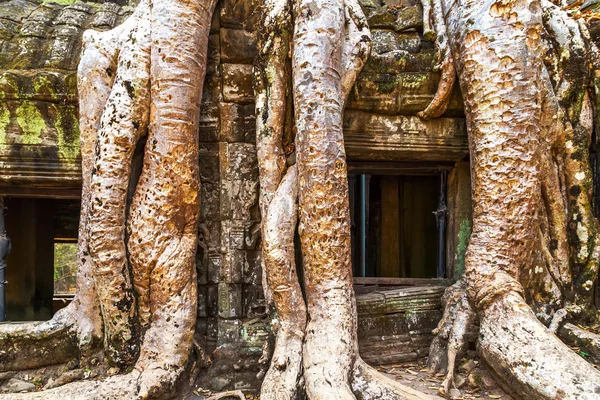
{"left": 0, "top": 0, "right": 131, "bottom": 188}
{"left": 195, "top": 4, "right": 267, "bottom": 388}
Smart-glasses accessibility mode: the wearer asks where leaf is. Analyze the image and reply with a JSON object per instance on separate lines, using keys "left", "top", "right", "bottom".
{"left": 580, "top": 350, "right": 591, "bottom": 358}
{"left": 488, "top": 395, "right": 502, "bottom": 399}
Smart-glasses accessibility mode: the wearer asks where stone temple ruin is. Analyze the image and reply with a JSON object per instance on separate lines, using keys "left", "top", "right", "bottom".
{"left": 0, "top": 0, "right": 559, "bottom": 392}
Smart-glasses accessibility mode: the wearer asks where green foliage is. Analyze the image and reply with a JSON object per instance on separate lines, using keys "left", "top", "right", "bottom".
{"left": 54, "top": 242, "right": 77, "bottom": 294}
{"left": 454, "top": 218, "right": 471, "bottom": 280}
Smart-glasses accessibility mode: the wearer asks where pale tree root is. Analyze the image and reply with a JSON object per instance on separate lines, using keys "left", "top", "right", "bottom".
{"left": 260, "top": 165, "right": 306, "bottom": 400}
{"left": 416, "top": 0, "right": 455, "bottom": 120}
{"left": 291, "top": 0, "right": 434, "bottom": 398}
{"left": 427, "top": 281, "right": 475, "bottom": 397}
{"left": 428, "top": 281, "right": 469, "bottom": 374}
{"left": 479, "top": 293, "right": 600, "bottom": 399}
{"left": 0, "top": 6, "right": 142, "bottom": 373}
{"left": 206, "top": 390, "right": 245, "bottom": 400}
{"left": 0, "top": 309, "right": 78, "bottom": 372}
{"left": 0, "top": 0, "right": 216, "bottom": 397}
{"left": 254, "top": 0, "right": 306, "bottom": 396}
{"left": 257, "top": 0, "right": 435, "bottom": 397}
{"left": 86, "top": 0, "right": 151, "bottom": 368}
{"left": 351, "top": 360, "right": 437, "bottom": 400}
{"left": 557, "top": 322, "right": 600, "bottom": 365}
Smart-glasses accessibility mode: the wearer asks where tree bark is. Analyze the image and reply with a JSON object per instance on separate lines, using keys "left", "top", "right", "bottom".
{"left": 257, "top": 0, "right": 436, "bottom": 398}
{"left": 0, "top": 0, "right": 216, "bottom": 397}
{"left": 428, "top": 0, "right": 600, "bottom": 397}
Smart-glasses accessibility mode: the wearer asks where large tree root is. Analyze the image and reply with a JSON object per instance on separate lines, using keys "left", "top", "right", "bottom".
{"left": 255, "top": 0, "right": 306, "bottom": 397}
{"left": 256, "top": 0, "right": 436, "bottom": 397}
{"left": 417, "top": 0, "right": 455, "bottom": 120}
{"left": 427, "top": 281, "right": 475, "bottom": 397}
{"left": 0, "top": 310, "right": 77, "bottom": 372}
{"left": 0, "top": 0, "right": 216, "bottom": 397}
{"left": 425, "top": 0, "right": 600, "bottom": 398}
{"left": 479, "top": 293, "right": 600, "bottom": 399}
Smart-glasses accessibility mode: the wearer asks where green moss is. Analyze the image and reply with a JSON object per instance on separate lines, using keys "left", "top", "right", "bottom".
{"left": 376, "top": 74, "right": 402, "bottom": 94}
{"left": 54, "top": 105, "right": 80, "bottom": 159}
{"left": 454, "top": 218, "right": 471, "bottom": 280}
{"left": 0, "top": 104, "right": 10, "bottom": 144}
{"left": 33, "top": 75, "right": 59, "bottom": 101}
{"left": 41, "top": 0, "right": 77, "bottom": 5}
{"left": 16, "top": 101, "right": 45, "bottom": 144}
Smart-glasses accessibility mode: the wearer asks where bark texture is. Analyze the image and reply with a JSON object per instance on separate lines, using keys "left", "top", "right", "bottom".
{"left": 0, "top": 0, "right": 216, "bottom": 397}
{"left": 256, "top": 0, "right": 436, "bottom": 398}
{"left": 426, "top": 0, "right": 600, "bottom": 397}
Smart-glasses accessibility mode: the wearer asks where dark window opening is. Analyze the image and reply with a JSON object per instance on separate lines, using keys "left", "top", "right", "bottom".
{"left": 2, "top": 197, "right": 79, "bottom": 320}
{"left": 349, "top": 172, "right": 446, "bottom": 279}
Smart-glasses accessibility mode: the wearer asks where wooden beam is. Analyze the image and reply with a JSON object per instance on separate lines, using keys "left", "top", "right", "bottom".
{"left": 380, "top": 176, "right": 400, "bottom": 277}
{"left": 353, "top": 276, "right": 454, "bottom": 286}
{"left": 0, "top": 186, "right": 81, "bottom": 199}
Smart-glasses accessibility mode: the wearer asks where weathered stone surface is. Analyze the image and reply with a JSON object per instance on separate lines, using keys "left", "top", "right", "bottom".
{"left": 219, "top": 102, "right": 246, "bottom": 142}
{"left": 222, "top": 63, "right": 254, "bottom": 103}
{"left": 198, "top": 285, "right": 208, "bottom": 318}
{"left": 219, "top": 0, "right": 259, "bottom": 31}
{"left": 222, "top": 249, "right": 244, "bottom": 283}
{"left": 368, "top": 4, "right": 422, "bottom": 32}
{"left": 343, "top": 111, "right": 468, "bottom": 161}
{"left": 219, "top": 102, "right": 257, "bottom": 143}
{"left": 363, "top": 49, "right": 436, "bottom": 73}
{"left": 243, "top": 284, "right": 266, "bottom": 317}
{"left": 220, "top": 28, "right": 257, "bottom": 64}
{"left": 88, "top": 3, "right": 121, "bottom": 29}
{"left": 372, "top": 30, "right": 420, "bottom": 54}
{"left": 357, "top": 286, "right": 445, "bottom": 315}
{"left": 347, "top": 71, "right": 463, "bottom": 115}
{"left": 356, "top": 287, "right": 443, "bottom": 364}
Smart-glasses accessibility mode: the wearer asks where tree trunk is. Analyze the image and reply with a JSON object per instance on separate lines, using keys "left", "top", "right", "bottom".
{"left": 0, "top": 0, "right": 216, "bottom": 397}
{"left": 256, "top": 0, "right": 435, "bottom": 398}
{"left": 427, "top": 0, "right": 600, "bottom": 398}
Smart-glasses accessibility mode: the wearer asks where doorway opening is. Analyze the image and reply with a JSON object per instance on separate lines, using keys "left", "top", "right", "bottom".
{"left": 349, "top": 168, "right": 448, "bottom": 280}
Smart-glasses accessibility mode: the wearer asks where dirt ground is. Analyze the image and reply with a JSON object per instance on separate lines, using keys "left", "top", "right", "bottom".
{"left": 190, "top": 357, "right": 513, "bottom": 400}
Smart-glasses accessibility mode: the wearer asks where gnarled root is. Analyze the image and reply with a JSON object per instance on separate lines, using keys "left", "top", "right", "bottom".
{"left": 255, "top": 0, "right": 306, "bottom": 397}
{"left": 558, "top": 322, "right": 600, "bottom": 364}
{"left": 417, "top": 0, "right": 455, "bottom": 120}
{"left": 260, "top": 165, "right": 306, "bottom": 400}
{"left": 0, "top": 308, "right": 78, "bottom": 372}
{"left": 351, "top": 360, "right": 436, "bottom": 400}
{"left": 206, "top": 390, "right": 246, "bottom": 400}
{"left": 480, "top": 293, "right": 600, "bottom": 399}
{"left": 0, "top": 0, "right": 216, "bottom": 397}
{"left": 257, "top": 0, "right": 434, "bottom": 397}
{"left": 427, "top": 281, "right": 476, "bottom": 397}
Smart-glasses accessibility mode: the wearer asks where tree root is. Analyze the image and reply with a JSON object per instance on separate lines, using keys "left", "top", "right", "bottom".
{"left": 260, "top": 165, "right": 305, "bottom": 400}
{"left": 417, "top": 0, "right": 455, "bottom": 120}
{"left": 351, "top": 360, "right": 437, "bottom": 400}
{"left": 427, "top": 281, "right": 476, "bottom": 398}
{"left": 479, "top": 293, "right": 600, "bottom": 399}
{"left": 1, "top": 0, "right": 216, "bottom": 397}
{"left": 86, "top": 0, "right": 151, "bottom": 367}
{"left": 1, "top": 372, "right": 140, "bottom": 400}
{"left": 0, "top": 308, "right": 78, "bottom": 372}
{"left": 558, "top": 322, "right": 600, "bottom": 364}
{"left": 206, "top": 390, "right": 245, "bottom": 400}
